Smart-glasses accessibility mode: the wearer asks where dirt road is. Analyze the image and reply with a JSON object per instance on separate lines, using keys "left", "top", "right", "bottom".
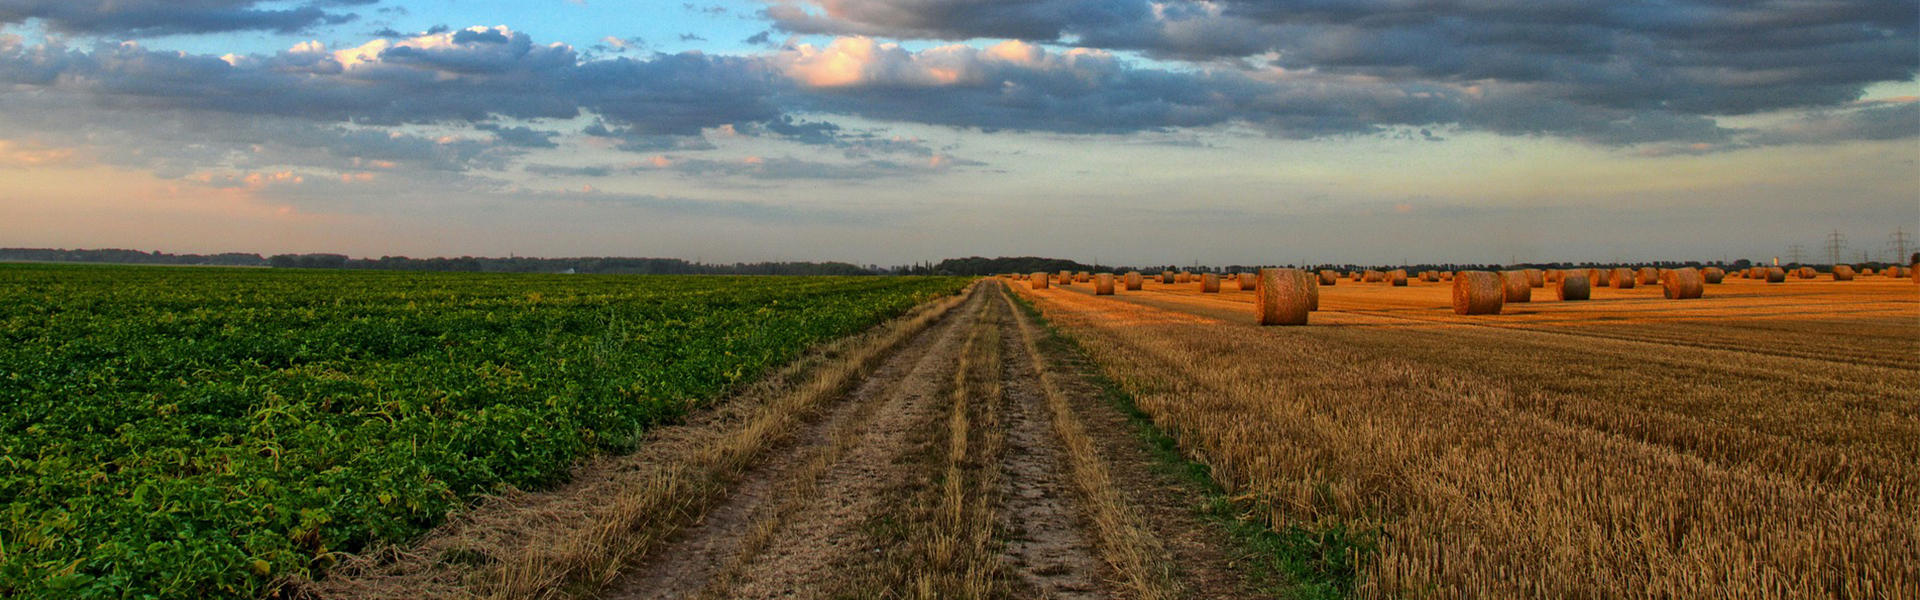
{"left": 597, "top": 279, "right": 1258, "bottom": 599}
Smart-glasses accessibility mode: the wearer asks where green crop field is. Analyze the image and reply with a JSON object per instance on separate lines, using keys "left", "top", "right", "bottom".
{"left": 0, "top": 264, "right": 968, "bottom": 599}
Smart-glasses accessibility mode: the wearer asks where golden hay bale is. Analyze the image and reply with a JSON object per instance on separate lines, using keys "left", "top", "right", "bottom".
{"left": 1661, "top": 267, "right": 1705, "bottom": 299}
{"left": 1500, "top": 270, "right": 1533, "bottom": 302}
{"left": 1832, "top": 265, "right": 1855, "bottom": 281}
{"left": 1861, "top": 267, "right": 1876, "bottom": 276}
{"left": 1421, "top": 271, "right": 1439, "bottom": 282}
{"left": 1387, "top": 269, "right": 1408, "bottom": 286}
{"left": 1766, "top": 267, "right": 1786, "bottom": 283}
{"left": 1202, "top": 273, "right": 1221, "bottom": 293}
{"left": 1126, "top": 271, "right": 1144, "bottom": 290}
{"left": 1095, "top": 273, "right": 1115, "bottom": 295}
{"left": 1363, "top": 270, "right": 1383, "bottom": 283}
{"left": 1888, "top": 265, "right": 1910, "bottom": 278}
{"left": 1442, "top": 271, "right": 1453, "bottom": 281}
{"left": 1030, "top": 272, "right": 1050, "bottom": 289}
{"left": 1075, "top": 271, "right": 1091, "bottom": 283}
{"left": 1636, "top": 267, "right": 1659, "bottom": 285}
{"left": 1240, "top": 273, "right": 1257, "bottom": 290}
{"left": 1525, "top": 269, "right": 1545, "bottom": 288}
{"left": 1453, "top": 271, "right": 1505, "bottom": 315}
{"left": 1305, "top": 271, "right": 1321, "bottom": 311}
{"left": 1175, "top": 272, "right": 1189, "bottom": 284}
{"left": 1799, "top": 267, "right": 1819, "bottom": 279}
{"left": 1254, "top": 268, "right": 1311, "bottom": 326}
{"left": 1557, "top": 270, "right": 1591, "bottom": 301}
{"left": 1319, "top": 270, "right": 1338, "bottom": 285}
{"left": 1590, "top": 268, "right": 1609, "bottom": 287}
{"left": 1545, "top": 270, "right": 1561, "bottom": 284}
{"left": 1611, "top": 268, "right": 1636, "bottom": 289}
{"left": 1161, "top": 271, "right": 1176, "bottom": 284}
{"left": 1351, "top": 272, "right": 1362, "bottom": 282}
{"left": 1702, "top": 267, "right": 1724, "bottom": 284}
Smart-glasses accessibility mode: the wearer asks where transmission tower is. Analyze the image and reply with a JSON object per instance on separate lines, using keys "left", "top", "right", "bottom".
{"left": 1787, "top": 244, "right": 1805, "bottom": 265}
{"left": 1889, "top": 227, "right": 1913, "bottom": 264}
{"left": 1823, "top": 230, "right": 1846, "bottom": 266}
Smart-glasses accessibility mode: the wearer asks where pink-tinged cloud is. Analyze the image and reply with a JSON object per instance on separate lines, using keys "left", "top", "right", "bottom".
{"left": 0, "top": 140, "right": 82, "bottom": 167}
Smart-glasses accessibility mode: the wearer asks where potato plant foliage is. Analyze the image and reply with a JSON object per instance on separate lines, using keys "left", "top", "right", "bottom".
{"left": 0, "top": 264, "right": 968, "bottom": 598}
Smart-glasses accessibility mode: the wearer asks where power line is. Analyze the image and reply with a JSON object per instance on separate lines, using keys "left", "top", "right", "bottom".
{"left": 1889, "top": 227, "right": 1912, "bottom": 264}
{"left": 1824, "top": 230, "right": 1846, "bottom": 266}
{"left": 1787, "top": 244, "right": 1805, "bottom": 265}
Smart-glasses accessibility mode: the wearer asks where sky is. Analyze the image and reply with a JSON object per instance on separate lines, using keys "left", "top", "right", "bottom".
{"left": 0, "top": 0, "right": 1916, "bottom": 266}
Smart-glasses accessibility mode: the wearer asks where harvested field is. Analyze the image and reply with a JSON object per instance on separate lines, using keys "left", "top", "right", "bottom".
{"left": 1012, "top": 274, "right": 1919, "bottom": 597}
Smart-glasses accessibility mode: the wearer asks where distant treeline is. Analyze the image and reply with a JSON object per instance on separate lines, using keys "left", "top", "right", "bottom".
{"left": 923, "top": 256, "right": 1097, "bottom": 276}
{"left": 2, "top": 248, "right": 874, "bottom": 276}
{"left": 1, "top": 248, "right": 268, "bottom": 266}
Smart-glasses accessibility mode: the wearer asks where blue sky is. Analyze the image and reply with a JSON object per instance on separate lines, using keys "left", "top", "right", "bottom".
{"left": 0, "top": 0, "right": 1915, "bottom": 266}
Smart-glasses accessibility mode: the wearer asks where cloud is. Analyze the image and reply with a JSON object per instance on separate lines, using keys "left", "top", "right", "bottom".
{"left": 0, "top": 27, "right": 784, "bottom": 137}
{"left": 527, "top": 151, "right": 980, "bottom": 180}
{"left": 762, "top": 0, "right": 1919, "bottom": 139}
{"left": 0, "top": 0, "right": 371, "bottom": 37}
{"left": 770, "top": 37, "right": 1461, "bottom": 137}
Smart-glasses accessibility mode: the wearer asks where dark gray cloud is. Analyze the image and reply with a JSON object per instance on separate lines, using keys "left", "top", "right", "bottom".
{"left": 0, "top": 27, "right": 783, "bottom": 135}
{"left": 0, "top": 0, "right": 371, "bottom": 37}
{"left": 764, "top": 0, "right": 1919, "bottom": 138}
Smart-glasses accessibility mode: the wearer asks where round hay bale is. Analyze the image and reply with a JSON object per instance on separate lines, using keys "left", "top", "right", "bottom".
{"left": 1611, "top": 268, "right": 1636, "bottom": 289}
{"left": 1126, "top": 271, "right": 1144, "bottom": 291}
{"left": 1766, "top": 267, "right": 1786, "bottom": 283}
{"left": 1095, "top": 273, "right": 1115, "bottom": 295}
{"left": 1075, "top": 271, "right": 1091, "bottom": 283}
{"left": 1442, "top": 271, "right": 1453, "bottom": 281}
{"left": 1662, "top": 267, "right": 1705, "bottom": 299}
{"left": 1161, "top": 271, "right": 1176, "bottom": 284}
{"left": 1030, "top": 272, "right": 1050, "bottom": 289}
{"left": 1501, "top": 270, "right": 1533, "bottom": 302}
{"left": 1240, "top": 273, "right": 1257, "bottom": 290}
{"left": 1387, "top": 269, "right": 1408, "bottom": 286}
{"left": 1202, "top": 273, "right": 1221, "bottom": 293}
{"left": 1254, "top": 268, "right": 1310, "bottom": 326}
{"left": 1319, "top": 270, "right": 1338, "bottom": 285}
{"left": 1351, "top": 272, "right": 1362, "bottom": 282}
{"left": 1545, "top": 270, "right": 1561, "bottom": 284}
{"left": 1796, "top": 267, "right": 1816, "bottom": 279}
{"left": 1363, "top": 270, "right": 1384, "bottom": 283}
{"left": 1702, "top": 267, "right": 1724, "bottom": 284}
{"left": 1453, "top": 271, "right": 1505, "bottom": 315}
{"left": 1636, "top": 267, "right": 1659, "bottom": 285}
{"left": 1557, "top": 271, "right": 1591, "bottom": 301}
{"left": 1422, "top": 271, "right": 1440, "bottom": 282}
{"left": 1590, "top": 268, "right": 1609, "bottom": 287}
{"left": 1304, "top": 270, "right": 1321, "bottom": 312}
{"left": 1832, "top": 265, "right": 1855, "bottom": 281}
{"left": 1525, "top": 269, "right": 1545, "bottom": 288}
{"left": 1886, "top": 266, "right": 1904, "bottom": 278}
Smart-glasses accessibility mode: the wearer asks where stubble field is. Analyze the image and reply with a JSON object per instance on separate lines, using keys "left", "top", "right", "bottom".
{"left": 1013, "top": 273, "right": 1918, "bottom": 597}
